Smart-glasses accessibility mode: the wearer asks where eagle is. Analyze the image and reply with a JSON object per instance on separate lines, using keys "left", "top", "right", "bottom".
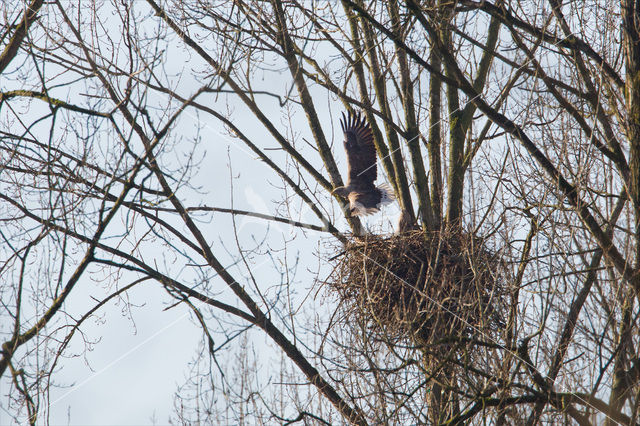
{"left": 332, "top": 111, "right": 395, "bottom": 216}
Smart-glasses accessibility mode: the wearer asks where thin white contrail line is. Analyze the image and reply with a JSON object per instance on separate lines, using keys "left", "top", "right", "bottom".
{"left": 49, "top": 310, "right": 189, "bottom": 407}
{"left": 38, "top": 4, "right": 623, "bottom": 423}
{"left": 49, "top": 258, "right": 275, "bottom": 410}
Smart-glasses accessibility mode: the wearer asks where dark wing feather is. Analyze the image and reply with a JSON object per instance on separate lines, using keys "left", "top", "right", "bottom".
{"left": 355, "top": 189, "right": 382, "bottom": 210}
{"left": 340, "top": 111, "right": 377, "bottom": 188}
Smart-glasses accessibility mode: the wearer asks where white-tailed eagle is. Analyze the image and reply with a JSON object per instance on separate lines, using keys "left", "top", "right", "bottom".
{"left": 332, "top": 111, "right": 395, "bottom": 216}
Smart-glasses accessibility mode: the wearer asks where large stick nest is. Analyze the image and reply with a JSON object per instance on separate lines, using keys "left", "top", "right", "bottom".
{"left": 328, "top": 230, "right": 506, "bottom": 348}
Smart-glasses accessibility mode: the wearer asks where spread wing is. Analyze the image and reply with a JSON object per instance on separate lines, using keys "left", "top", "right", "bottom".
{"left": 340, "top": 111, "right": 377, "bottom": 187}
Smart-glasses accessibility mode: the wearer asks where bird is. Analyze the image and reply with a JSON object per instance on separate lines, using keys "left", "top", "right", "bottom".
{"left": 332, "top": 111, "right": 395, "bottom": 216}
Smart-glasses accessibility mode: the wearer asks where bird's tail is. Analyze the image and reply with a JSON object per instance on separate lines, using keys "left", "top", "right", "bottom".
{"left": 377, "top": 183, "right": 396, "bottom": 206}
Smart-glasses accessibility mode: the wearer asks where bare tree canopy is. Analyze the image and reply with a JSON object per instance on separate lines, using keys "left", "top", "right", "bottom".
{"left": 1, "top": 0, "right": 640, "bottom": 424}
